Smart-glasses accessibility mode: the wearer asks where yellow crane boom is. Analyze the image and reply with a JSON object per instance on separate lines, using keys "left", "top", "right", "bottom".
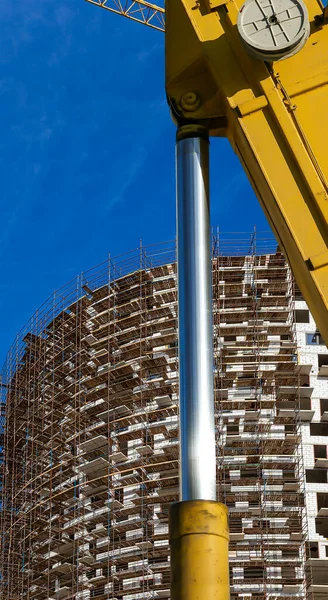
{"left": 165, "top": 0, "right": 328, "bottom": 344}
{"left": 84, "top": 0, "right": 165, "bottom": 30}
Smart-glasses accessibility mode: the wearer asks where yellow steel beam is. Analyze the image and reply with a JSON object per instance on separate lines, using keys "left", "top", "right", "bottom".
{"left": 84, "top": 0, "right": 165, "bottom": 31}
{"left": 166, "top": 0, "right": 328, "bottom": 344}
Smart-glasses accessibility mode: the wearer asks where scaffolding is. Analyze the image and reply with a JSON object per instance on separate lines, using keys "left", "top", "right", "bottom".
{"left": 213, "top": 232, "right": 312, "bottom": 600}
{"left": 0, "top": 233, "right": 314, "bottom": 599}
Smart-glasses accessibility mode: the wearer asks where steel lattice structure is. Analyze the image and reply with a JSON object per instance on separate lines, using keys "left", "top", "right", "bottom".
{"left": 84, "top": 0, "right": 165, "bottom": 31}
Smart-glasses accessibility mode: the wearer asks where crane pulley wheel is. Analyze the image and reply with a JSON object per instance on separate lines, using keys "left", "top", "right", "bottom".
{"left": 237, "top": 0, "right": 310, "bottom": 61}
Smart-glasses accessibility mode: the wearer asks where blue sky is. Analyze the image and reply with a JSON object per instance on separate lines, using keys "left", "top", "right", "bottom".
{"left": 0, "top": 0, "right": 269, "bottom": 365}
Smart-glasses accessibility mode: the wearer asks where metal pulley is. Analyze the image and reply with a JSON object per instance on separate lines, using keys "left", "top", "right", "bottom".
{"left": 237, "top": 0, "right": 310, "bottom": 61}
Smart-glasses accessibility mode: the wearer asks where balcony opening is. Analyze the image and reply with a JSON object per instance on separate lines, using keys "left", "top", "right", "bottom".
{"left": 306, "top": 541, "right": 319, "bottom": 559}
{"left": 310, "top": 423, "right": 328, "bottom": 436}
{"left": 306, "top": 470, "right": 327, "bottom": 484}
{"left": 318, "top": 354, "right": 328, "bottom": 368}
{"left": 320, "top": 398, "right": 328, "bottom": 417}
{"left": 314, "top": 445, "right": 327, "bottom": 459}
{"left": 295, "top": 309, "right": 309, "bottom": 323}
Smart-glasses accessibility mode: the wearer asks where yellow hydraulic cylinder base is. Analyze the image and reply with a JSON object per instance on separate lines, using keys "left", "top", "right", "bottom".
{"left": 169, "top": 500, "right": 230, "bottom": 600}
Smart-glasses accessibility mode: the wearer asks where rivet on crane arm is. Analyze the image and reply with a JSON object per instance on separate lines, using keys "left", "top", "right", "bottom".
{"left": 180, "top": 92, "right": 201, "bottom": 112}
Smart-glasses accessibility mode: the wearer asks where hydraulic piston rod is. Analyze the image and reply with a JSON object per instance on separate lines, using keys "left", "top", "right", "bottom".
{"left": 169, "top": 125, "right": 230, "bottom": 600}
{"left": 176, "top": 126, "right": 216, "bottom": 502}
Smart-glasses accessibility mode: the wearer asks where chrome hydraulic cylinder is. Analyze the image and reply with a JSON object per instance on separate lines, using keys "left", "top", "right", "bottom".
{"left": 169, "top": 125, "right": 230, "bottom": 600}
{"left": 176, "top": 125, "right": 216, "bottom": 501}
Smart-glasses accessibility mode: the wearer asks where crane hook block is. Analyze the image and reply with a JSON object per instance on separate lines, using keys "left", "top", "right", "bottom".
{"left": 237, "top": 0, "right": 310, "bottom": 61}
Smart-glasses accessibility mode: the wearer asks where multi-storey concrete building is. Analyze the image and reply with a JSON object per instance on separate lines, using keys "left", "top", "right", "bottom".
{"left": 0, "top": 235, "right": 327, "bottom": 600}
{"left": 294, "top": 300, "right": 328, "bottom": 599}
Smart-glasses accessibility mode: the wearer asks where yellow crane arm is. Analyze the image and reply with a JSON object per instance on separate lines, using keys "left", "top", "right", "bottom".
{"left": 83, "top": 0, "right": 165, "bottom": 31}
{"left": 166, "top": 0, "right": 328, "bottom": 345}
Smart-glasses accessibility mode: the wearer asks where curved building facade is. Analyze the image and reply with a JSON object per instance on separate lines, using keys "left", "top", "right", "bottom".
{"left": 1, "top": 236, "right": 328, "bottom": 600}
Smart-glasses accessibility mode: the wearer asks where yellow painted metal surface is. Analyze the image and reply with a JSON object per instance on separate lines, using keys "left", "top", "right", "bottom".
{"left": 166, "top": 0, "right": 328, "bottom": 344}
{"left": 169, "top": 500, "right": 230, "bottom": 600}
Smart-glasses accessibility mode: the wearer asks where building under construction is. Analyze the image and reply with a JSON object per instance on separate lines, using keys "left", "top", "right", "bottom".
{"left": 1, "top": 233, "right": 327, "bottom": 600}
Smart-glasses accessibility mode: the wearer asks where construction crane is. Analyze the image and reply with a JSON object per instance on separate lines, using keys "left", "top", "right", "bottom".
{"left": 84, "top": 1, "right": 328, "bottom": 599}
{"left": 84, "top": 0, "right": 165, "bottom": 30}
